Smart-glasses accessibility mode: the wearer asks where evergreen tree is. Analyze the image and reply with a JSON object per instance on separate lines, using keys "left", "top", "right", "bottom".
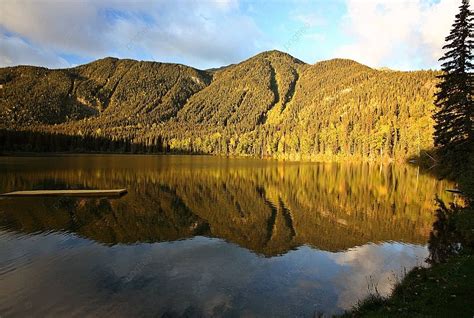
{"left": 433, "top": 0, "right": 474, "bottom": 152}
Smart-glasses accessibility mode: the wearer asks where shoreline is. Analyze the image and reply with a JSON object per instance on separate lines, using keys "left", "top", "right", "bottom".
{"left": 0, "top": 150, "right": 412, "bottom": 165}
{"left": 341, "top": 159, "right": 474, "bottom": 317}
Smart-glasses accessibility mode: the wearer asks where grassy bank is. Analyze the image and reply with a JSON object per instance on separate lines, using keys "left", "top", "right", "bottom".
{"left": 341, "top": 254, "right": 474, "bottom": 317}
{"left": 341, "top": 154, "right": 474, "bottom": 317}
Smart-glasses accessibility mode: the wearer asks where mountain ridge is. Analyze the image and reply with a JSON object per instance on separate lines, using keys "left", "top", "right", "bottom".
{"left": 0, "top": 50, "right": 440, "bottom": 160}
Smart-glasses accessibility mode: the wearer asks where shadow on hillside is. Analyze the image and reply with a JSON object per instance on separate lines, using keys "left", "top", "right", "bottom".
{"left": 0, "top": 129, "right": 204, "bottom": 156}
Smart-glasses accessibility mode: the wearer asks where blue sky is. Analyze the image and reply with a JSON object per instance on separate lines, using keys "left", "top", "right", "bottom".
{"left": 0, "top": 0, "right": 461, "bottom": 70}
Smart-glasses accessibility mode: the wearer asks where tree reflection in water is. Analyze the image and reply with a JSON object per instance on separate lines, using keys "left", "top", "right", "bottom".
{"left": 0, "top": 155, "right": 459, "bottom": 316}
{"left": 427, "top": 197, "right": 471, "bottom": 264}
{"left": 0, "top": 156, "right": 455, "bottom": 254}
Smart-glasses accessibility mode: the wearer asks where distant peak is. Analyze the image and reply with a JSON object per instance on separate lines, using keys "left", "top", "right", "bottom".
{"left": 260, "top": 49, "right": 289, "bottom": 56}
{"left": 313, "top": 58, "right": 372, "bottom": 70}
{"left": 377, "top": 67, "right": 396, "bottom": 72}
{"left": 87, "top": 56, "right": 121, "bottom": 65}
{"left": 248, "top": 50, "right": 306, "bottom": 65}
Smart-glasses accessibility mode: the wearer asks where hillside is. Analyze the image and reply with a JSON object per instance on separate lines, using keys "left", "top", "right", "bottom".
{"left": 0, "top": 50, "right": 440, "bottom": 160}
{"left": 178, "top": 51, "right": 306, "bottom": 130}
{"left": 0, "top": 57, "right": 210, "bottom": 126}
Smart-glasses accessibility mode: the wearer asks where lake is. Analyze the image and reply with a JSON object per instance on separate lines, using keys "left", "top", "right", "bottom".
{"left": 0, "top": 155, "right": 454, "bottom": 317}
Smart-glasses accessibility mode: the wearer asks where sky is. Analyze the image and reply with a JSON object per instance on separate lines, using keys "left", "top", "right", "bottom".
{"left": 0, "top": 0, "right": 462, "bottom": 71}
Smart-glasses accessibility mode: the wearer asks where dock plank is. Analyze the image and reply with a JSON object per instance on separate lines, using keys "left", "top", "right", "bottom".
{"left": 0, "top": 189, "right": 127, "bottom": 197}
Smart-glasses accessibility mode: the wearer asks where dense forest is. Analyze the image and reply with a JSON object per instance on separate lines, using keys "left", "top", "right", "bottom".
{"left": 0, "top": 50, "right": 440, "bottom": 160}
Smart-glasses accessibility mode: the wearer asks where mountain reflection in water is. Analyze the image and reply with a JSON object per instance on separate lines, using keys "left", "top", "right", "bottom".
{"left": 0, "top": 155, "right": 454, "bottom": 316}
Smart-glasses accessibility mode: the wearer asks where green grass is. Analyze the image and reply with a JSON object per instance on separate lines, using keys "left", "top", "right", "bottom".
{"left": 340, "top": 253, "right": 474, "bottom": 317}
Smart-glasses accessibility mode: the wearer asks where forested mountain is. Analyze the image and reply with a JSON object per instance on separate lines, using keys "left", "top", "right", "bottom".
{"left": 0, "top": 58, "right": 210, "bottom": 126}
{"left": 0, "top": 50, "right": 440, "bottom": 160}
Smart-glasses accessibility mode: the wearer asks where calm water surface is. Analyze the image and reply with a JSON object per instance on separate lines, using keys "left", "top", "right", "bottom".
{"left": 0, "top": 155, "right": 454, "bottom": 317}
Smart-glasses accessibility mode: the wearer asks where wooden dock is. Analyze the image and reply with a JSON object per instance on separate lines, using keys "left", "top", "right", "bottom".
{"left": 0, "top": 189, "right": 128, "bottom": 198}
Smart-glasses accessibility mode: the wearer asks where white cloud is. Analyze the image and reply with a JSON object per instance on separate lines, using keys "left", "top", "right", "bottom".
{"left": 336, "top": 0, "right": 459, "bottom": 70}
{"left": 214, "top": 0, "right": 240, "bottom": 11}
{"left": 0, "top": 0, "right": 111, "bottom": 57}
{"left": 0, "top": 34, "right": 70, "bottom": 68}
{"left": 137, "top": 1, "right": 263, "bottom": 68}
{"left": 292, "top": 12, "right": 327, "bottom": 27}
{"left": 329, "top": 243, "right": 429, "bottom": 309}
{"left": 0, "top": 0, "right": 263, "bottom": 69}
{"left": 0, "top": 0, "right": 462, "bottom": 70}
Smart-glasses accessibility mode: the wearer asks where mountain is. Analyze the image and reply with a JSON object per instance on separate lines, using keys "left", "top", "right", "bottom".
{"left": 0, "top": 57, "right": 210, "bottom": 126}
{"left": 178, "top": 51, "right": 306, "bottom": 130}
{"left": 0, "top": 50, "right": 440, "bottom": 160}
